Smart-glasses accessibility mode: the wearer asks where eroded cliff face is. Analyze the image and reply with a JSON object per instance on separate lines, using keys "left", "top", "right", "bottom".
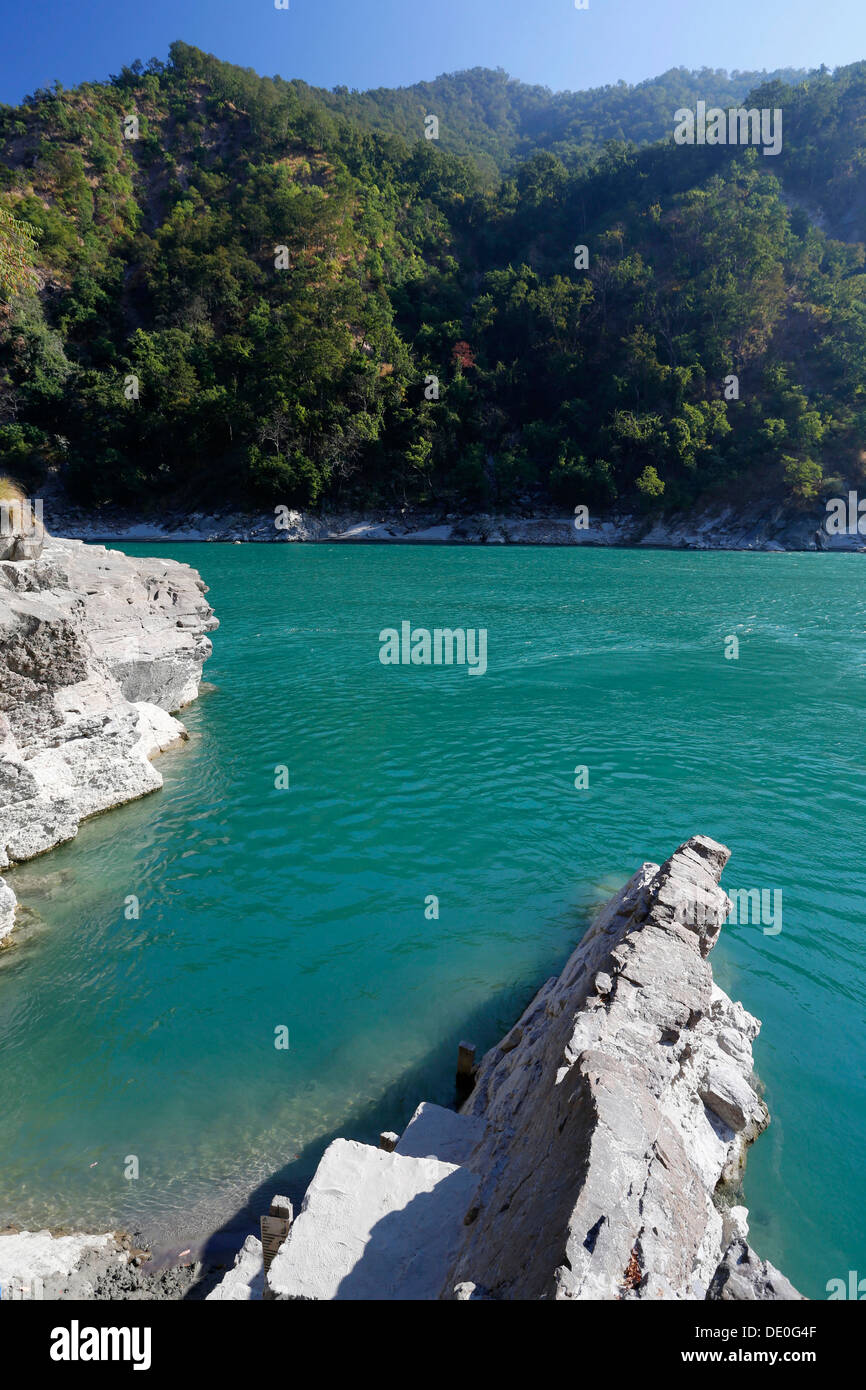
{"left": 0, "top": 534, "right": 217, "bottom": 875}
{"left": 260, "top": 838, "right": 802, "bottom": 1302}
{"left": 445, "top": 836, "right": 798, "bottom": 1300}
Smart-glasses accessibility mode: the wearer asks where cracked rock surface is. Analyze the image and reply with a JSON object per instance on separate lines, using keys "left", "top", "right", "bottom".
{"left": 446, "top": 836, "right": 799, "bottom": 1299}
{"left": 0, "top": 536, "right": 217, "bottom": 870}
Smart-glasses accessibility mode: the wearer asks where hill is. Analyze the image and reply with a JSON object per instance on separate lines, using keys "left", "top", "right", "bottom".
{"left": 0, "top": 42, "right": 864, "bottom": 517}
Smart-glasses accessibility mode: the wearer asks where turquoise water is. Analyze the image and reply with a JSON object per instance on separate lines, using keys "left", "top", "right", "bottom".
{"left": 1, "top": 544, "right": 864, "bottom": 1295}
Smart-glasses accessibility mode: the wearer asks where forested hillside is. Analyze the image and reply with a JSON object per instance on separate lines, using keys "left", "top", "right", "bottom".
{"left": 293, "top": 64, "right": 811, "bottom": 185}
{"left": 0, "top": 41, "right": 864, "bottom": 515}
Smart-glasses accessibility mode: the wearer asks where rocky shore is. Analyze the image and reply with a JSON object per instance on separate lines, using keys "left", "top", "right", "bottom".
{"left": 219, "top": 836, "right": 801, "bottom": 1302}
{"left": 39, "top": 496, "right": 860, "bottom": 551}
{"left": 0, "top": 526, "right": 217, "bottom": 890}
{"left": 0, "top": 520, "right": 220, "bottom": 1295}
{"left": 0, "top": 820, "right": 801, "bottom": 1300}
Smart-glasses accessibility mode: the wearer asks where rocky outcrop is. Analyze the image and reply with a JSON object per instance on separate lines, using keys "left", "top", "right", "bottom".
{"left": 0, "top": 535, "right": 217, "bottom": 870}
{"left": 253, "top": 837, "right": 803, "bottom": 1301}
{"left": 441, "top": 836, "right": 796, "bottom": 1300}
{"left": 0, "top": 1228, "right": 210, "bottom": 1300}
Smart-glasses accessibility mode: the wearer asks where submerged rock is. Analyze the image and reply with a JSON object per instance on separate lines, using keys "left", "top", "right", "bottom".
{"left": 0, "top": 537, "right": 217, "bottom": 868}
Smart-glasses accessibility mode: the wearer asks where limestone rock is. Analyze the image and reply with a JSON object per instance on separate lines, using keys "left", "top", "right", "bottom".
{"left": 206, "top": 1235, "right": 264, "bottom": 1301}
{"left": 0, "top": 874, "right": 16, "bottom": 943}
{"left": 0, "top": 1229, "right": 123, "bottom": 1299}
{"left": 395, "top": 1102, "right": 485, "bottom": 1167}
{"left": 0, "top": 537, "right": 216, "bottom": 867}
{"left": 707, "top": 1240, "right": 804, "bottom": 1301}
{"left": 442, "top": 836, "right": 792, "bottom": 1300}
{"left": 266, "top": 1138, "right": 480, "bottom": 1301}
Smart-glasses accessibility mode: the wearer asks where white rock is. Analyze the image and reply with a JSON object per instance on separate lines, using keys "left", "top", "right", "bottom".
{"left": 0, "top": 539, "right": 216, "bottom": 868}
{"left": 0, "top": 1229, "right": 120, "bottom": 1298}
{"left": 205, "top": 1235, "right": 264, "bottom": 1301}
{"left": 266, "top": 1139, "right": 480, "bottom": 1301}
{"left": 395, "top": 1103, "right": 485, "bottom": 1167}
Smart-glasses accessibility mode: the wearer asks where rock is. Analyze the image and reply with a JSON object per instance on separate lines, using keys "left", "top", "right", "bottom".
{"left": 252, "top": 837, "right": 802, "bottom": 1301}
{"left": 707, "top": 1240, "right": 804, "bottom": 1300}
{"left": 0, "top": 505, "right": 45, "bottom": 563}
{"left": 0, "top": 538, "right": 217, "bottom": 868}
{"left": 266, "top": 1139, "right": 480, "bottom": 1301}
{"left": 205, "top": 1236, "right": 264, "bottom": 1301}
{"left": 0, "top": 874, "right": 16, "bottom": 943}
{"left": 443, "top": 836, "right": 784, "bottom": 1300}
{"left": 722, "top": 1205, "right": 750, "bottom": 1246}
{"left": 0, "top": 1229, "right": 123, "bottom": 1299}
{"left": 395, "top": 1103, "right": 485, "bottom": 1167}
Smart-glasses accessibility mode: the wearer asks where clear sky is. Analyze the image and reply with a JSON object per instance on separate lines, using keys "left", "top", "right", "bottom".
{"left": 1, "top": 0, "right": 864, "bottom": 105}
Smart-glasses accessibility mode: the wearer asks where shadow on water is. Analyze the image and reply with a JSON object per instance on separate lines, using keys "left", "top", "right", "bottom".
{"left": 178, "top": 964, "right": 563, "bottom": 1299}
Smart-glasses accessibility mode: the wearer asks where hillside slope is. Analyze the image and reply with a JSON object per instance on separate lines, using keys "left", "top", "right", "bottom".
{"left": 0, "top": 44, "right": 864, "bottom": 518}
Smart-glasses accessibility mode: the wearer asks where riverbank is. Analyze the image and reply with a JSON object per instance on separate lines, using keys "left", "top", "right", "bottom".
{"left": 39, "top": 497, "right": 861, "bottom": 551}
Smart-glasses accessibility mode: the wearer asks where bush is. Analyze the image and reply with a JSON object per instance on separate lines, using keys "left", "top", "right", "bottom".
{"left": 635, "top": 464, "right": 665, "bottom": 499}
{"left": 783, "top": 455, "right": 822, "bottom": 502}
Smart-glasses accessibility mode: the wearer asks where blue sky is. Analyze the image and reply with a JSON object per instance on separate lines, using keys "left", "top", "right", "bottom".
{"left": 1, "top": 0, "right": 865, "bottom": 105}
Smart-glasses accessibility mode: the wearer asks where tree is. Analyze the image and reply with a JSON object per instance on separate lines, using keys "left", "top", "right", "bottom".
{"left": 0, "top": 206, "right": 39, "bottom": 300}
{"left": 783, "top": 456, "right": 822, "bottom": 502}
{"left": 635, "top": 465, "right": 665, "bottom": 499}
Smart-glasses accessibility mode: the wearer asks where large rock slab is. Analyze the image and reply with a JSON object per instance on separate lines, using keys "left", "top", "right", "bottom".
{"left": 266, "top": 1139, "right": 480, "bottom": 1300}
{"left": 395, "top": 1102, "right": 485, "bottom": 1167}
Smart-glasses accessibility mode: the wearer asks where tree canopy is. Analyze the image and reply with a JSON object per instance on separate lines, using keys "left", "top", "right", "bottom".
{"left": 0, "top": 45, "right": 864, "bottom": 515}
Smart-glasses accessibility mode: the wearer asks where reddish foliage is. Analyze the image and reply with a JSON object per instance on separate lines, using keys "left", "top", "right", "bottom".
{"left": 451, "top": 339, "right": 476, "bottom": 369}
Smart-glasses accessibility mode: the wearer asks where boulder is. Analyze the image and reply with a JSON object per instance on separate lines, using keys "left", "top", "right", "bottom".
{"left": 0, "top": 538, "right": 217, "bottom": 868}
